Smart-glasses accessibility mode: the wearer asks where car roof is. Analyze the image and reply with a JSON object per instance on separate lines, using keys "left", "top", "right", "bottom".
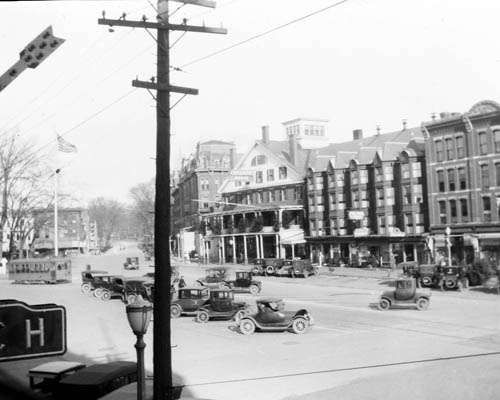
{"left": 83, "top": 270, "right": 108, "bottom": 274}
{"left": 256, "top": 297, "right": 283, "bottom": 303}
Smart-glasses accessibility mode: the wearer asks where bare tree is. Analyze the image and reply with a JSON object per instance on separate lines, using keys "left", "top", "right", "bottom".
{"left": 88, "top": 197, "right": 125, "bottom": 250}
{"left": 129, "top": 179, "right": 155, "bottom": 245}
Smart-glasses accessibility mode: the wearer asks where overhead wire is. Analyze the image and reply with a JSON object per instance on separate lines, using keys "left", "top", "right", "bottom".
{"left": 179, "top": 0, "right": 352, "bottom": 69}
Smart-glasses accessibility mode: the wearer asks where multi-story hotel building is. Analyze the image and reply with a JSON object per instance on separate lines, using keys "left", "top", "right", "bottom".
{"left": 423, "top": 99, "right": 500, "bottom": 264}
{"left": 305, "top": 126, "right": 428, "bottom": 268}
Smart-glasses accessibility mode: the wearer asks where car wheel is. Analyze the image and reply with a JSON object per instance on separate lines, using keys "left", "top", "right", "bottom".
{"left": 127, "top": 294, "right": 137, "bottom": 304}
{"left": 239, "top": 318, "right": 256, "bottom": 335}
{"left": 81, "top": 283, "right": 91, "bottom": 294}
{"left": 170, "top": 304, "right": 182, "bottom": 318}
{"left": 265, "top": 266, "right": 275, "bottom": 276}
{"left": 421, "top": 277, "right": 432, "bottom": 286}
{"left": 94, "top": 288, "right": 103, "bottom": 298}
{"left": 252, "top": 267, "right": 260, "bottom": 275}
{"left": 292, "top": 317, "right": 308, "bottom": 334}
{"left": 377, "top": 298, "right": 391, "bottom": 311}
{"left": 101, "top": 290, "right": 111, "bottom": 301}
{"left": 196, "top": 310, "right": 210, "bottom": 323}
{"left": 445, "top": 279, "right": 457, "bottom": 289}
{"left": 249, "top": 284, "right": 260, "bottom": 295}
{"left": 416, "top": 297, "right": 429, "bottom": 311}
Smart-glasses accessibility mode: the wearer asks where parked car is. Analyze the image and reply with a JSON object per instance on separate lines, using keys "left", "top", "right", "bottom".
{"left": 238, "top": 297, "right": 314, "bottom": 335}
{"left": 251, "top": 258, "right": 284, "bottom": 276}
{"left": 81, "top": 270, "right": 109, "bottom": 294}
{"left": 89, "top": 274, "right": 125, "bottom": 299}
{"left": 120, "top": 278, "right": 154, "bottom": 304}
{"left": 377, "top": 277, "right": 431, "bottom": 311}
{"left": 277, "top": 259, "right": 317, "bottom": 278}
{"left": 437, "top": 265, "right": 462, "bottom": 290}
{"left": 224, "top": 270, "right": 262, "bottom": 294}
{"left": 195, "top": 267, "right": 229, "bottom": 289}
{"left": 196, "top": 288, "right": 250, "bottom": 323}
{"left": 398, "top": 261, "right": 419, "bottom": 278}
{"left": 417, "top": 263, "right": 438, "bottom": 287}
{"left": 170, "top": 287, "right": 210, "bottom": 318}
{"left": 123, "top": 257, "right": 139, "bottom": 270}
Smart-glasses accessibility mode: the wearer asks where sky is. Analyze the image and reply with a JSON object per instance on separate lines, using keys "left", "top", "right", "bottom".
{"left": 1, "top": 0, "right": 500, "bottom": 205}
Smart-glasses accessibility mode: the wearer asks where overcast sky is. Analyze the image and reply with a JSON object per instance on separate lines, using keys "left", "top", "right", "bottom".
{"left": 1, "top": 0, "right": 500, "bottom": 204}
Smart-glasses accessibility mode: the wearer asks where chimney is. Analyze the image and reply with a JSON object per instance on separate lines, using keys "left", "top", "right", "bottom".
{"left": 261, "top": 125, "right": 270, "bottom": 144}
{"left": 353, "top": 129, "right": 363, "bottom": 141}
{"left": 289, "top": 132, "right": 297, "bottom": 166}
{"left": 229, "top": 147, "right": 236, "bottom": 169}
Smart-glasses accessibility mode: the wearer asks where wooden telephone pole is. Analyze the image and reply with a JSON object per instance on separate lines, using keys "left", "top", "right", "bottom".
{"left": 99, "top": 1, "right": 226, "bottom": 399}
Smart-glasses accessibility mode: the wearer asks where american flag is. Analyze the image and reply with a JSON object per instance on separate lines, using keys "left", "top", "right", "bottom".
{"left": 57, "top": 135, "right": 77, "bottom": 153}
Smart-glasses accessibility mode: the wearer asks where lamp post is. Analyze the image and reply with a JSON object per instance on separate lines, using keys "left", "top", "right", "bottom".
{"left": 445, "top": 226, "right": 451, "bottom": 266}
{"left": 126, "top": 295, "right": 153, "bottom": 400}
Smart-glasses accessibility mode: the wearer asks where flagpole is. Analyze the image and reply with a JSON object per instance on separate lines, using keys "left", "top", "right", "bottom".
{"left": 54, "top": 168, "right": 60, "bottom": 257}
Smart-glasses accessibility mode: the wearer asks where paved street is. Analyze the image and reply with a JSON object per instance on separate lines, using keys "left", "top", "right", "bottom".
{"left": 2, "top": 243, "right": 500, "bottom": 399}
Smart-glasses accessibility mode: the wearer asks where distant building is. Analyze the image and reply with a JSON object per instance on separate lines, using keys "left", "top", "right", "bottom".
{"left": 282, "top": 118, "right": 330, "bottom": 149}
{"left": 171, "top": 140, "right": 238, "bottom": 259}
{"left": 423, "top": 99, "right": 500, "bottom": 264}
{"left": 31, "top": 207, "right": 90, "bottom": 255}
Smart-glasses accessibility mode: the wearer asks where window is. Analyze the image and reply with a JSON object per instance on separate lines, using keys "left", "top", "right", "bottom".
{"left": 378, "top": 216, "right": 386, "bottom": 233}
{"left": 328, "top": 174, "right": 335, "bottom": 188}
{"left": 280, "top": 189, "right": 286, "bottom": 201}
{"left": 359, "top": 169, "right": 368, "bottom": 184}
{"left": 269, "top": 190, "right": 275, "bottom": 202}
{"left": 256, "top": 171, "right": 263, "bottom": 183}
{"left": 294, "top": 186, "right": 302, "bottom": 200}
{"left": 351, "top": 170, "right": 359, "bottom": 185}
{"left": 437, "top": 170, "right": 445, "bottom": 192}
{"left": 251, "top": 155, "right": 267, "bottom": 166}
{"left": 402, "top": 163, "right": 410, "bottom": 179}
{"left": 450, "top": 200, "right": 457, "bottom": 223}
{"left": 446, "top": 138, "right": 455, "bottom": 160}
{"left": 460, "top": 199, "right": 468, "bottom": 222}
{"left": 235, "top": 180, "right": 242, "bottom": 187}
{"left": 496, "top": 164, "right": 500, "bottom": 187}
{"left": 481, "top": 164, "right": 490, "bottom": 188}
{"left": 413, "top": 184, "right": 423, "bottom": 203}
{"left": 479, "top": 132, "right": 488, "bottom": 155}
{"left": 384, "top": 165, "right": 393, "bottom": 181}
{"left": 439, "top": 201, "right": 447, "bottom": 224}
{"left": 448, "top": 169, "right": 455, "bottom": 191}
{"left": 375, "top": 166, "right": 383, "bottom": 182}
{"left": 336, "top": 173, "right": 344, "bottom": 187}
{"left": 403, "top": 185, "right": 411, "bottom": 204}
{"left": 257, "top": 192, "right": 262, "bottom": 204}
{"left": 279, "top": 167, "right": 287, "bottom": 179}
{"left": 458, "top": 167, "right": 467, "bottom": 190}
{"left": 385, "top": 187, "right": 395, "bottom": 206}
{"left": 267, "top": 169, "right": 274, "bottom": 181}
{"left": 435, "top": 140, "right": 444, "bottom": 162}
{"left": 495, "top": 130, "right": 500, "bottom": 153}
{"left": 456, "top": 136, "right": 465, "bottom": 158}
{"left": 246, "top": 194, "right": 251, "bottom": 204}
{"left": 329, "top": 193, "right": 336, "bottom": 207}
{"left": 412, "top": 162, "right": 422, "bottom": 178}
{"left": 376, "top": 188, "right": 384, "bottom": 207}
{"left": 483, "top": 196, "right": 492, "bottom": 221}
{"left": 405, "top": 213, "right": 413, "bottom": 227}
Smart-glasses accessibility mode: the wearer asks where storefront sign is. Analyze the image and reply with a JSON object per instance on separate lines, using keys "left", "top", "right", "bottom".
{"left": 0, "top": 300, "right": 66, "bottom": 362}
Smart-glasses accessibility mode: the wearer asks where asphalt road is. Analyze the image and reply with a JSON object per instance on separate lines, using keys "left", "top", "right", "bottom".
{"left": 2, "top": 242, "right": 500, "bottom": 400}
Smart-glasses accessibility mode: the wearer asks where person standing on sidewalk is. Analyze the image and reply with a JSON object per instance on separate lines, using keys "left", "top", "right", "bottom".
{"left": 178, "top": 275, "right": 187, "bottom": 289}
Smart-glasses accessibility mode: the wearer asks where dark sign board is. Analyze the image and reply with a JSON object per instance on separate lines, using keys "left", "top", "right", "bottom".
{"left": 0, "top": 299, "right": 66, "bottom": 362}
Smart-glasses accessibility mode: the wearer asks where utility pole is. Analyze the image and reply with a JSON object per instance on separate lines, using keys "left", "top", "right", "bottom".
{"left": 98, "top": 2, "right": 226, "bottom": 399}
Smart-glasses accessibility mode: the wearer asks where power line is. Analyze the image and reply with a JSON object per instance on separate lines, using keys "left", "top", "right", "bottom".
{"left": 179, "top": 0, "right": 352, "bottom": 68}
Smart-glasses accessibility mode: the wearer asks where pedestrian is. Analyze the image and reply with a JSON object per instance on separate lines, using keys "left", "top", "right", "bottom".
{"left": 0, "top": 256, "right": 7, "bottom": 276}
{"left": 178, "top": 275, "right": 186, "bottom": 288}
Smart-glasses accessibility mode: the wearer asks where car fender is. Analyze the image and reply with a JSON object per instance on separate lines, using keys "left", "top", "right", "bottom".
{"left": 293, "top": 309, "right": 309, "bottom": 318}
{"left": 240, "top": 315, "right": 264, "bottom": 329}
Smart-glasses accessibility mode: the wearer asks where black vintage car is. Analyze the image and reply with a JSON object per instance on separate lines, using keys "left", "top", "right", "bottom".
{"left": 239, "top": 297, "right": 314, "bottom": 335}
{"left": 251, "top": 258, "right": 284, "bottom": 276}
{"left": 195, "top": 288, "right": 249, "bottom": 323}
{"left": 378, "top": 277, "right": 431, "bottom": 311}
{"left": 81, "top": 270, "right": 109, "bottom": 294}
{"left": 224, "top": 270, "right": 262, "bottom": 294}
{"left": 123, "top": 257, "right": 139, "bottom": 270}
{"left": 170, "top": 287, "right": 210, "bottom": 318}
{"left": 195, "top": 267, "right": 229, "bottom": 289}
{"left": 277, "top": 259, "right": 317, "bottom": 278}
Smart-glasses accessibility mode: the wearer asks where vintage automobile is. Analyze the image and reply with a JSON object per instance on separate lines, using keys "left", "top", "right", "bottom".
{"left": 81, "top": 270, "right": 109, "bottom": 294}
{"left": 195, "top": 267, "right": 229, "bottom": 289}
{"left": 123, "top": 257, "right": 140, "bottom": 270}
{"left": 437, "top": 265, "right": 462, "bottom": 290}
{"left": 398, "top": 261, "right": 419, "bottom": 278}
{"left": 417, "top": 263, "right": 438, "bottom": 287}
{"left": 89, "top": 274, "right": 125, "bottom": 299}
{"left": 119, "top": 278, "right": 155, "bottom": 304}
{"left": 239, "top": 297, "right": 314, "bottom": 335}
{"left": 170, "top": 287, "right": 210, "bottom": 318}
{"left": 377, "top": 277, "right": 431, "bottom": 311}
{"left": 251, "top": 258, "right": 284, "bottom": 276}
{"left": 277, "top": 259, "right": 317, "bottom": 278}
{"left": 223, "top": 270, "right": 262, "bottom": 294}
{"left": 196, "top": 288, "right": 249, "bottom": 323}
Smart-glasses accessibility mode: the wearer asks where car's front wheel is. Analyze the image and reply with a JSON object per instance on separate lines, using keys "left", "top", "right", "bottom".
{"left": 94, "top": 288, "right": 103, "bottom": 298}
{"left": 292, "top": 317, "right": 308, "bottom": 334}
{"left": 240, "top": 318, "right": 256, "bottom": 335}
{"left": 81, "top": 283, "right": 91, "bottom": 294}
{"left": 421, "top": 277, "right": 432, "bottom": 286}
{"left": 378, "top": 298, "right": 391, "bottom": 311}
{"left": 249, "top": 284, "right": 260, "bottom": 295}
{"left": 196, "top": 310, "right": 210, "bottom": 323}
{"left": 416, "top": 297, "right": 429, "bottom": 311}
{"left": 170, "top": 304, "right": 182, "bottom": 318}
{"left": 101, "top": 290, "right": 111, "bottom": 301}
{"left": 252, "top": 267, "right": 260, "bottom": 275}
{"left": 445, "top": 279, "right": 457, "bottom": 289}
{"left": 265, "top": 266, "right": 275, "bottom": 276}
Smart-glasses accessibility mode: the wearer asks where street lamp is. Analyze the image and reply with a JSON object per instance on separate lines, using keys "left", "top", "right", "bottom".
{"left": 126, "top": 295, "right": 153, "bottom": 400}
{"left": 445, "top": 226, "right": 451, "bottom": 266}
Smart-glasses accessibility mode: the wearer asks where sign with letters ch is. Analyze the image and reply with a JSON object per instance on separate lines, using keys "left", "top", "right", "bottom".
{"left": 0, "top": 300, "right": 66, "bottom": 362}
